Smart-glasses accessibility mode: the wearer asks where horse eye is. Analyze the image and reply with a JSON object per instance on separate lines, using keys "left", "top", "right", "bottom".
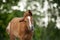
{"left": 24, "top": 20, "right": 27, "bottom": 22}
{"left": 24, "top": 19, "right": 29, "bottom": 22}
{"left": 25, "top": 21, "right": 26, "bottom": 22}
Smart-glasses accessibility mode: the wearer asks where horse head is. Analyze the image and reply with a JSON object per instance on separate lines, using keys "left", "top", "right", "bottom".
{"left": 23, "top": 10, "right": 34, "bottom": 31}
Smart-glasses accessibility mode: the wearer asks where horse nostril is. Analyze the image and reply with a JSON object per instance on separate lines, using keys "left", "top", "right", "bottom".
{"left": 32, "top": 26, "right": 34, "bottom": 30}
{"left": 30, "top": 25, "right": 34, "bottom": 31}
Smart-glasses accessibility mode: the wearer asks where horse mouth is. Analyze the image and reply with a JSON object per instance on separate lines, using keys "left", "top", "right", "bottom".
{"left": 29, "top": 26, "right": 34, "bottom": 32}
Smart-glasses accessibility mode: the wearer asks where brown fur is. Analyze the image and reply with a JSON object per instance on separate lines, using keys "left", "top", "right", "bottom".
{"left": 6, "top": 10, "right": 33, "bottom": 40}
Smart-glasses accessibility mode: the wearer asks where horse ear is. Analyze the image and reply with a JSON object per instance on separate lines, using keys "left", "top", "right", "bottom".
{"left": 28, "top": 10, "right": 32, "bottom": 16}
{"left": 24, "top": 10, "right": 32, "bottom": 17}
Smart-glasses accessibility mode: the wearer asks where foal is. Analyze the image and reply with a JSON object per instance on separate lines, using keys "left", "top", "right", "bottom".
{"left": 6, "top": 10, "right": 34, "bottom": 40}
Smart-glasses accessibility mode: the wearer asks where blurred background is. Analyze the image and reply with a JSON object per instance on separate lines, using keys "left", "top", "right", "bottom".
{"left": 0, "top": 0, "right": 60, "bottom": 40}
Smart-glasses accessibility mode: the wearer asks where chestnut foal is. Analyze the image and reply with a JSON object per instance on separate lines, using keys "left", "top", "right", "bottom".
{"left": 6, "top": 10, "right": 34, "bottom": 40}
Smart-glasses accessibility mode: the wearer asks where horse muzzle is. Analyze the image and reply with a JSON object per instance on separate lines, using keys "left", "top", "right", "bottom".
{"left": 29, "top": 25, "right": 34, "bottom": 31}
